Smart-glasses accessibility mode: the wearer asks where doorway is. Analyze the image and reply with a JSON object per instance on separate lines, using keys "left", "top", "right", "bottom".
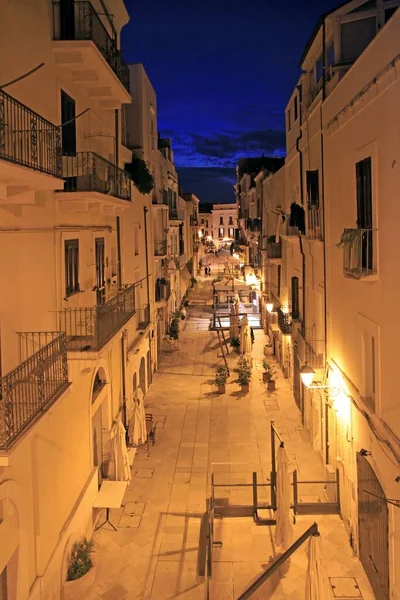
{"left": 139, "top": 357, "right": 146, "bottom": 394}
{"left": 357, "top": 453, "right": 389, "bottom": 600}
{"left": 92, "top": 405, "right": 104, "bottom": 486}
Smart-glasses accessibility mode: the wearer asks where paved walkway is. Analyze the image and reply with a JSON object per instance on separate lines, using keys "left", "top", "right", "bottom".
{"left": 88, "top": 260, "right": 375, "bottom": 600}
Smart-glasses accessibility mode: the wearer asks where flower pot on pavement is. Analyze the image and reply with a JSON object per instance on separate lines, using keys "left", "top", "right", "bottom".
{"left": 267, "top": 380, "right": 276, "bottom": 392}
{"left": 217, "top": 384, "right": 226, "bottom": 394}
{"left": 262, "top": 372, "right": 270, "bottom": 383}
{"left": 63, "top": 565, "right": 95, "bottom": 600}
{"left": 241, "top": 384, "right": 249, "bottom": 393}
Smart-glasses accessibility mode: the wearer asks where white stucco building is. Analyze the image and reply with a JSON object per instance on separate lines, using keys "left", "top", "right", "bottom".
{"left": 210, "top": 203, "right": 237, "bottom": 248}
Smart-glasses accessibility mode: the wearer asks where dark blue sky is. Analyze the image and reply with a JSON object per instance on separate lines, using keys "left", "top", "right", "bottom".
{"left": 122, "top": 0, "right": 342, "bottom": 203}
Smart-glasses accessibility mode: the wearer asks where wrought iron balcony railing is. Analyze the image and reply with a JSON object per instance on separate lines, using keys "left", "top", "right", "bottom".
{"left": 298, "top": 328, "right": 325, "bottom": 369}
{"left": 52, "top": 0, "right": 130, "bottom": 92}
{"left": 155, "top": 278, "right": 171, "bottom": 302}
{"left": 0, "top": 88, "right": 61, "bottom": 177}
{"left": 266, "top": 241, "right": 282, "bottom": 259}
{"left": 138, "top": 305, "right": 150, "bottom": 330}
{"left": 342, "top": 228, "right": 376, "bottom": 279}
{"left": 60, "top": 152, "right": 131, "bottom": 201}
{"left": 169, "top": 207, "right": 184, "bottom": 220}
{"left": 58, "top": 284, "right": 135, "bottom": 351}
{"left": 277, "top": 306, "right": 292, "bottom": 334}
{"left": 0, "top": 332, "right": 69, "bottom": 450}
{"left": 154, "top": 240, "right": 167, "bottom": 256}
{"left": 307, "top": 207, "right": 322, "bottom": 240}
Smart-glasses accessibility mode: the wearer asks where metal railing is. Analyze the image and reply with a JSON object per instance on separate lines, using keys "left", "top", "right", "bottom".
{"left": 0, "top": 88, "right": 62, "bottom": 177}
{"left": 266, "top": 241, "right": 282, "bottom": 259}
{"left": 138, "top": 305, "right": 150, "bottom": 330}
{"left": 52, "top": 0, "right": 130, "bottom": 92}
{"left": 58, "top": 284, "right": 136, "bottom": 351}
{"left": 154, "top": 240, "right": 167, "bottom": 256}
{"left": 153, "top": 189, "right": 168, "bottom": 205}
{"left": 307, "top": 207, "right": 322, "bottom": 240}
{"left": 0, "top": 333, "right": 69, "bottom": 450}
{"left": 311, "top": 65, "right": 333, "bottom": 101}
{"left": 277, "top": 306, "right": 292, "bottom": 334}
{"left": 297, "top": 328, "right": 325, "bottom": 368}
{"left": 343, "top": 228, "right": 376, "bottom": 279}
{"left": 246, "top": 218, "right": 261, "bottom": 232}
{"left": 60, "top": 152, "right": 131, "bottom": 201}
{"left": 155, "top": 278, "right": 171, "bottom": 302}
{"left": 169, "top": 207, "right": 184, "bottom": 220}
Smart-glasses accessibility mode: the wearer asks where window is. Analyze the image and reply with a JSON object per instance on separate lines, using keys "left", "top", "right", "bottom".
{"left": 291, "top": 277, "right": 299, "bottom": 320}
{"left": 277, "top": 265, "right": 281, "bottom": 297}
{"left": 61, "top": 90, "right": 76, "bottom": 155}
{"left": 287, "top": 109, "right": 291, "bottom": 131}
{"left": 306, "top": 170, "right": 319, "bottom": 207}
{"left": 134, "top": 224, "right": 139, "bottom": 256}
{"left": 356, "top": 157, "right": 373, "bottom": 272}
{"left": 219, "top": 227, "right": 224, "bottom": 238}
{"left": 65, "top": 239, "right": 79, "bottom": 297}
{"left": 219, "top": 216, "right": 224, "bottom": 225}
{"left": 294, "top": 96, "right": 299, "bottom": 121}
{"left": 229, "top": 216, "right": 233, "bottom": 225}
{"left": 385, "top": 6, "right": 398, "bottom": 21}
{"left": 228, "top": 228, "right": 234, "bottom": 238}
{"left": 341, "top": 18, "right": 376, "bottom": 63}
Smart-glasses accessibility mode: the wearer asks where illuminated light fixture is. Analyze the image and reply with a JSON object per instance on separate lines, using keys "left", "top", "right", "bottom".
{"left": 299, "top": 363, "right": 340, "bottom": 396}
{"left": 360, "top": 448, "right": 371, "bottom": 457}
{"left": 266, "top": 302, "right": 274, "bottom": 313}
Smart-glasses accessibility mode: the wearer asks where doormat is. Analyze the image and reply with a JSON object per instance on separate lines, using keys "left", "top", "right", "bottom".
{"left": 134, "top": 468, "right": 154, "bottom": 478}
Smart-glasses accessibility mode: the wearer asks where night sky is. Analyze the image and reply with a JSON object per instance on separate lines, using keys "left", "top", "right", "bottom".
{"left": 122, "top": 0, "right": 342, "bottom": 204}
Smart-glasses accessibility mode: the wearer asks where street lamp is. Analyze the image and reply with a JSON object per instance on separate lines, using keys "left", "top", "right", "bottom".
{"left": 266, "top": 301, "right": 273, "bottom": 313}
{"left": 299, "top": 363, "right": 340, "bottom": 396}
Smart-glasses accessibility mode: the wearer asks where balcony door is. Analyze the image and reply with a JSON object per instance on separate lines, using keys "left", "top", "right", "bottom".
{"left": 59, "top": 0, "right": 75, "bottom": 40}
{"left": 95, "top": 238, "right": 106, "bottom": 305}
{"left": 356, "top": 157, "right": 373, "bottom": 272}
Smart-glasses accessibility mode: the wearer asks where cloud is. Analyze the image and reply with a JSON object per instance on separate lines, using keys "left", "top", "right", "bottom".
{"left": 161, "top": 129, "right": 286, "bottom": 168}
{"left": 177, "top": 167, "right": 236, "bottom": 205}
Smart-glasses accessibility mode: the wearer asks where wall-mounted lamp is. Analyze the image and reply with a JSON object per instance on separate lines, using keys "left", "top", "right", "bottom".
{"left": 266, "top": 302, "right": 274, "bottom": 313}
{"left": 299, "top": 363, "right": 340, "bottom": 396}
{"left": 360, "top": 448, "right": 371, "bottom": 457}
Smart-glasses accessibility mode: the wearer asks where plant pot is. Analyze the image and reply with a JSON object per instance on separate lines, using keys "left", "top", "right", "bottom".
{"left": 63, "top": 566, "right": 95, "bottom": 600}
{"left": 264, "top": 344, "right": 272, "bottom": 356}
{"left": 267, "top": 380, "right": 276, "bottom": 392}
{"left": 217, "top": 384, "right": 225, "bottom": 394}
{"left": 262, "top": 372, "right": 270, "bottom": 383}
{"left": 241, "top": 383, "right": 249, "bottom": 393}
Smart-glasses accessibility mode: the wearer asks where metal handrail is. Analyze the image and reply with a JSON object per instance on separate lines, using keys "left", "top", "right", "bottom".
{"left": 52, "top": 0, "right": 130, "bottom": 91}
{"left": 60, "top": 151, "right": 131, "bottom": 201}
{"left": 0, "top": 333, "right": 69, "bottom": 450}
{"left": 58, "top": 284, "right": 136, "bottom": 350}
{"left": 266, "top": 241, "right": 282, "bottom": 259}
{"left": 0, "top": 88, "right": 61, "bottom": 177}
{"left": 342, "top": 228, "right": 376, "bottom": 279}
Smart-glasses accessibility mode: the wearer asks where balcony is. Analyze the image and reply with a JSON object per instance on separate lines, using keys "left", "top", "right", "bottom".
{"left": 153, "top": 189, "right": 168, "bottom": 206}
{"left": 169, "top": 207, "right": 184, "bottom": 221}
{"left": 0, "top": 89, "right": 63, "bottom": 200}
{"left": 154, "top": 240, "right": 167, "bottom": 257}
{"left": 307, "top": 207, "right": 322, "bottom": 240}
{"left": 277, "top": 306, "right": 292, "bottom": 335}
{"left": 52, "top": 0, "right": 130, "bottom": 108}
{"left": 297, "top": 328, "right": 325, "bottom": 369}
{"left": 246, "top": 218, "right": 262, "bottom": 232}
{"left": 138, "top": 305, "right": 150, "bottom": 330}
{"left": 342, "top": 229, "right": 376, "bottom": 279}
{"left": 266, "top": 241, "right": 282, "bottom": 260}
{"left": 58, "top": 284, "right": 136, "bottom": 351}
{"left": 0, "top": 333, "right": 69, "bottom": 451}
{"left": 155, "top": 278, "right": 171, "bottom": 303}
{"left": 57, "top": 152, "right": 131, "bottom": 205}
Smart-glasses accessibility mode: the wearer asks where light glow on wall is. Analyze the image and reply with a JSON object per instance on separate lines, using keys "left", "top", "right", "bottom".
{"left": 328, "top": 369, "right": 351, "bottom": 425}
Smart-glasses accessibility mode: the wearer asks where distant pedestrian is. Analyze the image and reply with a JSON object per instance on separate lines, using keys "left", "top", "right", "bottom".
{"left": 250, "top": 327, "right": 255, "bottom": 346}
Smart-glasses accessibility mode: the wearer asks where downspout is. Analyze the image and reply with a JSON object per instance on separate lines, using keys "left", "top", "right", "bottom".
{"left": 296, "top": 83, "right": 306, "bottom": 331}
{"left": 321, "top": 17, "right": 328, "bottom": 360}
{"left": 116, "top": 216, "right": 122, "bottom": 289}
{"left": 115, "top": 109, "right": 119, "bottom": 166}
{"left": 121, "top": 332, "right": 127, "bottom": 431}
{"left": 143, "top": 206, "right": 153, "bottom": 374}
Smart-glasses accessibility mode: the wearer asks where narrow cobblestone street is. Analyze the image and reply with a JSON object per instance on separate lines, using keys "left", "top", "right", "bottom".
{"left": 88, "top": 258, "right": 375, "bottom": 600}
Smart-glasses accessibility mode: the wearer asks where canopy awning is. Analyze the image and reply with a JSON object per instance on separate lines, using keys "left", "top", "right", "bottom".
{"left": 180, "top": 265, "right": 191, "bottom": 295}
{"left": 213, "top": 277, "right": 250, "bottom": 292}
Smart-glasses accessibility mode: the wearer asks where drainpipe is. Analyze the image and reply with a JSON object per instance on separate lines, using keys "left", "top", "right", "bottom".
{"left": 143, "top": 206, "right": 153, "bottom": 375}
{"left": 121, "top": 331, "right": 128, "bottom": 431}
{"left": 321, "top": 17, "right": 328, "bottom": 359}
{"left": 296, "top": 83, "right": 306, "bottom": 331}
{"left": 116, "top": 216, "right": 122, "bottom": 289}
{"left": 115, "top": 109, "right": 119, "bottom": 166}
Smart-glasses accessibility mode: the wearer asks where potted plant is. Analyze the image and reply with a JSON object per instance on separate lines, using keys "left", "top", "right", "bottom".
{"left": 262, "top": 358, "right": 272, "bottom": 383}
{"left": 63, "top": 538, "right": 95, "bottom": 600}
{"left": 235, "top": 358, "right": 252, "bottom": 393}
{"left": 169, "top": 316, "right": 180, "bottom": 340}
{"left": 267, "top": 366, "right": 278, "bottom": 391}
{"left": 215, "top": 364, "right": 229, "bottom": 394}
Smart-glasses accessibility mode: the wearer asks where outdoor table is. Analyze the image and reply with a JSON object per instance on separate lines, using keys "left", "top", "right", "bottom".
{"left": 93, "top": 480, "right": 128, "bottom": 531}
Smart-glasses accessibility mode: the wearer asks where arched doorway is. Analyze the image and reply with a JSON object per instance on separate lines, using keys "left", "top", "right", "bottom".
{"left": 357, "top": 452, "right": 389, "bottom": 600}
{"left": 139, "top": 357, "right": 146, "bottom": 394}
